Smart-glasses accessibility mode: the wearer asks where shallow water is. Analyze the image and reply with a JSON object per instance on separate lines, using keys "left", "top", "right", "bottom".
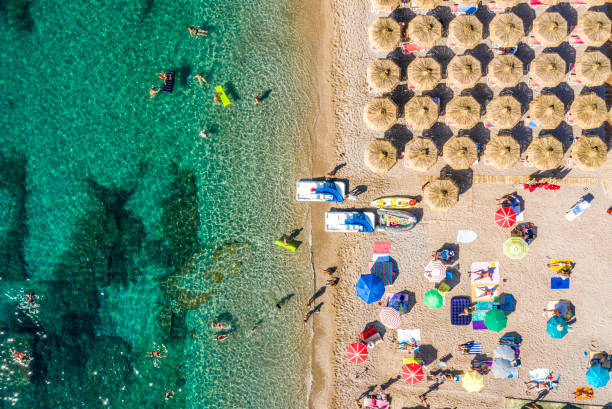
{"left": 0, "top": 1, "right": 313, "bottom": 407}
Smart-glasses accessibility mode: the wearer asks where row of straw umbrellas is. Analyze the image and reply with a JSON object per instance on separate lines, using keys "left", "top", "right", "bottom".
{"left": 372, "top": 0, "right": 608, "bottom": 11}
{"left": 365, "top": 132, "right": 607, "bottom": 173}
{"left": 369, "top": 11, "right": 611, "bottom": 53}
{"left": 364, "top": 92, "right": 609, "bottom": 131}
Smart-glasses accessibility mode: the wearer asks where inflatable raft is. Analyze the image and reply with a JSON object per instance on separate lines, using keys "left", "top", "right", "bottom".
{"left": 325, "top": 211, "right": 375, "bottom": 232}
{"left": 296, "top": 179, "right": 346, "bottom": 202}
{"left": 375, "top": 209, "right": 417, "bottom": 232}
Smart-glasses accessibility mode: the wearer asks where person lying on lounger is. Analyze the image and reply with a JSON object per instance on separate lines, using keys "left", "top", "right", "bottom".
{"left": 548, "top": 260, "right": 572, "bottom": 269}
{"left": 525, "top": 381, "right": 550, "bottom": 394}
{"left": 472, "top": 268, "right": 494, "bottom": 281}
{"left": 496, "top": 194, "right": 519, "bottom": 207}
{"left": 572, "top": 387, "right": 594, "bottom": 399}
{"left": 555, "top": 268, "right": 572, "bottom": 278}
{"left": 459, "top": 305, "right": 476, "bottom": 316}
{"left": 476, "top": 286, "right": 496, "bottom": 298}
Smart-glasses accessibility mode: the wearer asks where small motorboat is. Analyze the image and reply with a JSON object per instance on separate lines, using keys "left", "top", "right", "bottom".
{"left": 371, "top": 196, "right": 418, "bottom": 209}
{"left": 325, "top": 211, "right": 375, "bottom": 232}
{"left": 296, "top": 179, "right": 346, "bottom": 202}
{"left": 375, "top": 209, "right": 417, "bottom": 232}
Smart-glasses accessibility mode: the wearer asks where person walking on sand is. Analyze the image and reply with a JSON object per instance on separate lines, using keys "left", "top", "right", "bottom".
{"left": 326, "top": 278, "right": 338, "bottom": 287}
{"left": 188, "top": 26, "right": 207, "bottom": 37}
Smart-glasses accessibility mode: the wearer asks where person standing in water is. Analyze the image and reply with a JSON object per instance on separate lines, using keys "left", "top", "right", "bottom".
{"left": 149, "top": 86, "right": 160, "bottom": 99}
{"left": 199, "top": 128, "right": 210, "bottom": 139}
{"left": 193, "top": 73, "right": 207, "bottom": 87}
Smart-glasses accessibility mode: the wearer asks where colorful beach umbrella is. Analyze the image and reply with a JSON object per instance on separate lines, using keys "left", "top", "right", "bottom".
{"left": 586, "top": 365, "right": 610, "bottom": 388}
{"left": 484, "top": 309, "right": 507, "bottom": 332}
{"left": 570, "top": 93, "right": 607, "bottom": 130}
{"left": 424, "top": 260, "right": 446, "bottom": 283}
{"left": 379, "top": 307, "right": 402, "bottom": 328}
{"left": 485, "top": 134, "right": 520, "bottom": 169}
{"left": 547, "top": 315, "right": 568, "bottom": 339}
{"left": 371, "top": 261, "right": 397, "bottom": 285}
{"left": 492, "top": 358, "right": 518, "bottom": 378}
{"left": 572, "top": 135, "right": 608, "bottom": 171}
{"left": 503, "top": 237, "right": 528, "bottom": 259}
{"left": 495, "top": 207, "right": 517, "bottom": 228}
{"left": 424, "top": 289, "right": 444, "bottom": 309}
{"left": 462, "top": 370, "right": 484, "bottom": 392}
{"left": 402, "top": 362, "right": 424, "bottom": 384}
{"left": 346, "top": 342, "right": 368, "bottom": 364}
{"left": 423, "top": 179, "right": 459, "bottom": 212}
{"left": 355, "top": 274, "right": 385, "bottom": 304}
{"left": 577, "top": 11, "right": 611, "bottom": 48}
{"left": 364, "top": 139, "right": 398, "bottom": 174}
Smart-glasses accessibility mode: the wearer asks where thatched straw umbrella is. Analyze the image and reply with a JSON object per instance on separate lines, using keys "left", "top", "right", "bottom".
{"left": 364, "top": 97, "right": 398, "bottom": 131}
{"left": 575, "top": 51, "right": 611, "bottom": 87}
{"left": 407, "top": 57, "right": 442, "bottom": 91}
{"left": 369, "top": 18, "right": 402, "bottom": 52}
{"left": 408, "top": 15, "right": 443, "bottom": 48}
{"left": 367, "top": 59, "right": 401, "bottom": 93}
{"left": 364, "top": 139, "right": 398, "bottom": 173}
{"left": 405, "top": 96, "right": 439, "bottom": 130}
{"left": 526, "top": 135, "right": 563, "bottom": 170}
{"left": 485, "top": 95, "right": 522, "bottom": 129}
{"left": 496, "top": 0, "right": 523, "bottom": 7}
{"left": 485, "top": 134, "right": 521, "bottom": 169}
{"left": 423, "top": 179, "right": 459, "bottom": 212}
{"left": 446, "top": 95, "right": 481, "bottom": 129}
{"left": 443, "top": 136, "right": 478, "bottom": 169}
{"left": 490, "top": 54, "right": 524, "bottom": 87}
{"left": 371, "top": 0, "right": 401, "bottom": 11}
{"left": 533, "top": 12, "right": 567, "bottom": 47}
{"left": 447, "top": 55, "right": 482, "bottom": 89}
{"left": 413, "top": 0, "right": 443, "bottom": 8}
{"left": 448, "top": 15, "right": 483, "bottom": 49}
{"left": 528, "top": 94, "right": 565, "bottom": 130}
{"left": 569, "top": 93, "right": 607, "bottom": 129}
{"left": 538, "top": 0, "right": 561, "bottom": 4}
{"left": 572, "top": 135, "right": 607, "bottom": 171}
{"left": 405, "top": 137, "right": 439, "bottom": 171}
{"left": 582, "top": 0, "right": 606, "bottom": 5}
{"left": 455, "top": 0, "right": 479, "bottom": 4}
{"left": 530, "top": 52, "right": 566, "bottom": 87}
{"left": 490, "top": 13, "right": 525, "bottom": 48}
{"left": 577, "top": 11, "right": 611, "bottom": 48}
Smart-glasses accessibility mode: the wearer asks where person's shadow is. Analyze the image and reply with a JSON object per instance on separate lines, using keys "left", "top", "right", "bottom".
{"left": 259, "top": 89, "right": 272, "bottom": 101}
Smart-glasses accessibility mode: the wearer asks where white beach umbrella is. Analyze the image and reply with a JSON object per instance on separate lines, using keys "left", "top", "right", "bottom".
{"left": 379, "top": 307, "right": 402, "bottom": 328}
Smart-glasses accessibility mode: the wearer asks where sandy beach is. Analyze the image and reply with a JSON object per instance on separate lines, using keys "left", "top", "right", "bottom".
{"left": 306, "top": 0, "right": 612, "bottom": 408}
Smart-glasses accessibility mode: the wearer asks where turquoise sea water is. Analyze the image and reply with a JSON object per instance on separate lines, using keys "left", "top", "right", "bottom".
{"left": 0, "top": 1, "right": 313, "bottom": 408}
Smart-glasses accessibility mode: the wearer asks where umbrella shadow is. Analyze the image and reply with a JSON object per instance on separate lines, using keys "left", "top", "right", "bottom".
{"left": 427, "top": 45, "right": 456, "bottom": 74}
{"left": 423, "top": 83, "right": 454, "bottom": 114}
{"left": 467, "top": 44, "right": 494, "bottom": 72}
{"left": 515, "top": 43, "right": 536, "bottom": 72}
{"left": 390, "top": 7, "right": 416, "bottom": 24}
{"left": 389, "top": 84, "right": 414, "bottom": 117}
{"left": 428, "top": 6, "right": 454, "bottom": 37}
{"left": 500, "top": 82, "right": 533, "bottom": 114}
{"left": 548, "top": 2, "right": 578, "bottom": 32}
{"left": 387, "top": 48, "right": 416, "bottom": 79}
{"left": 385, "top": 124, "right": 413, "bottom": 153}
{"left": 512, "top": 3, "right": 536, "bottom": 34}
{"left": 393, "top": 290, "right": 416, "bottom": 313}
{"left": 546, "top": 122, "right": 574, "bottom": 152}
{"left": 364, "top": 320, "right": 387, "bottom": 339}
{"left": 511, "top": 122, "right": 533, "bottom": 153}
{"left": 425, "top": 122, "right": 453, "bottom": 151}
{"left": 542, "top": 82, "right": 574, "bottom": 111}
{"left": 462, "top": 83, "right": 493, "bottom": 107}
{"left": 416, "top": 344, "right": 438, "bottom": 365}
{"left": 464, "top": 123, "right": 491, "bottom": 150}
{"left": 440, "top": 166, "right": 473, "bottom": 195}
{"left": 475, "top": 5, "right": 495, "bottom": 38}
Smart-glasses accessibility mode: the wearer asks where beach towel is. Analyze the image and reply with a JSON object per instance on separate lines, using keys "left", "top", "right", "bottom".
{"left": 544, "top": 300, "right": 573, "bottom": 320}
{"left": 370, "top": 261, "right": 397, "bottom": 285}
{"left": 529, "top": 368, "right": 551, "bottom": 381}
{"left": 397, "top": 329, "right": 420, "bottom": 344}
{"left": 460, "top": 342, "right": 482, "bottom": 355}
{"left": 472, "top": 310, "right": 486, "bottom": 321}
{"left": 372, "top": 241, "right": 390, "bottom": 262}
{"left": 472, "top": 284, "right": 499, "bottom": 301}
{"left": 551, "top": 277, "right": 570, "bottom": 289}
{"left": 470, "top": 262, "right": 500, "bottom": 285}
{"left": 387, "top": 292, "right": 410, "bottom": 314}
{"left": 472, "top": 320, "right": 487, "bottom": 330}
{"left": 457, "top": 230, "right": 477, "bottom": 243}
{"left": 450, "top": 296, "right": 472, "bottom": 326}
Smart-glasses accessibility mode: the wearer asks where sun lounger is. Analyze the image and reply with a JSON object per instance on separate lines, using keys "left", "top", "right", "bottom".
{"left": 401, "top": 42, "right": 426, "bottom": 55}
{"left": 459, "top": 342, "right": 482, "bottom": 355}
{"left": 450, "top": 296, "right": 472, "bottom": 326}
{"left": 566, "top": 198, "right": 591, "bottom": 221}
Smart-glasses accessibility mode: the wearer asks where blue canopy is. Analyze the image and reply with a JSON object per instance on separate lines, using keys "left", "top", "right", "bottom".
{"left": 355, "top": 274, "right": 385, "bottom": 304}
{"left": 314, "top": 182, "right": 344, "bottom": 202}
{"left": 586, "top": 365, "right": 610, "bottom": 388}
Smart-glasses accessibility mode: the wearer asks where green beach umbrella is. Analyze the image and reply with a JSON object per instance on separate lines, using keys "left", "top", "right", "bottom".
{"left": 424, "top": 289, "right": 443, "bottom": 309}
{"left": 484, "top": 309, "right": 507, "bottom": 332}
{"left": 546, "top": 315, "right": 568, "bottom": 339}
{"left": 503, "top": 237, "right": 528, "bottom": 259}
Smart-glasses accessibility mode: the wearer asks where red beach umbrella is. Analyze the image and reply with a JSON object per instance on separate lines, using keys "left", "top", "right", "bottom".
{"left": 346, "top": 342, "right": 368, "bottom": 364}
{"left": 402, "top": 362, "right": 424, "bottom": 384}
{"left": 495, "top": 206, "right": 517, "bottom": 228}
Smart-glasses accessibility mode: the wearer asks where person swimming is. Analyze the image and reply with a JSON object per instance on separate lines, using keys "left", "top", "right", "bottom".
{"left": 188, "top": 26, "right": 208, "bottom": 37}
{"left": 146, "top": 350, "right": 167, "bottom": 358}
{"left": 199, "top": 128, "right": 210, "bottom": 139}
{"left": 193, "top": 73, "right": 207, "bottom": 87}
{"left": 210, "top": 321, "right": 225, "bottom": 329}
{"left": 214, "top": 93, "right": 221, "bottom": 105}
{"left": 149, "top": 86, "right": 160, "bottom": 99}
{"left": 216, "top": 334, "right": 228, "bottom": 341}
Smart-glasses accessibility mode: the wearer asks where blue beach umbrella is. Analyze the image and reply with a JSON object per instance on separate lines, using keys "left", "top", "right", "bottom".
{"left": 355, "top": 274, "right": 385, "bottom": 304}
{"left": 586, "top": 365, "right": 610, "bottom": 388}
{"left": 546, "top": 316, "right": 568, "bottom": 339}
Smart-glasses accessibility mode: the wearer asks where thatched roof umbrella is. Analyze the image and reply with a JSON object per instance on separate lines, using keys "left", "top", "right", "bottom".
{"left": 533, "top": 12, "right": 568, "bottom": 47}
{"left": 530, "top": 52, "right": 566, "bottom": 87}
{"left": 413, "top": 0, "right": 443, "bottom": 8}
{"left": 423, "top": 179, "right": 459, "bottom": 212}
{"left": 569, "top": 93, "right": 607, "bottom": 129}
{"left": 367, "top": 59, "right": 401, "bottom": 93}
{"left": 448, "top": 15, "right": 483, "bottom": 49}
{"left": 447, "top": 55, "right": 482, "bottom": 89}
{"left": 528, "top": 94, "right": 565, "bottom": 129}
{"left": 538, "top": 0, "right": 561, "bottom": 4}
{"left": 526, "top": 135, "right": 563, "bottom": 170}
{"left": 405, "top": 137, "right": 439, "bottom": 171}
{"left": 485, "top": 95, "right": 522, "bottom": 129}
{"left": 455, "top": 0, "right": 479, "bottom": 4}
{"left": 490, "top": 54, "right": 524, "bottom": 87}
{"left": 371, "top": 0, "right": 401, "bottom": 11}
{"left": 407, "top": 57, "right": 442, "bottom": 92}
{"left": 496, "top": 0, "right": 523, "bottom": 7}
{"left": 443, "top": 136, "right": 478, "bottom": 169}
{"left": 490, "top": 13, "right": 525, "bottom": 48}
{"left": 446, "top": 95, "right": 481, "bottom": 129}
{"left": 405, "top": 96, "right": 439, "bottom": 130}
{"left": 369, "top": 18, "right": 402, "bottom": 52}
{"left": 408, "top": 15, "right": 443, "bottom": 48}
{"left": 582, "top": 0, "right": 606, "bottom": 5}
{"left": 575, "top": 51, "right": 611, "bottom": 87}
{"left": 577, "top": 11, "right": 611, "bottom": 47}
{"left": 485, "top": 134, "right": 521, "bottom": 169}
{"left": 364, "top": 97, "right": 398, "bottom": 131}
{"left": 364, "top": 139, "right": 398, "bottom": 173}
{"left": 572, "top": 135, "right": 608, "bottom": 171}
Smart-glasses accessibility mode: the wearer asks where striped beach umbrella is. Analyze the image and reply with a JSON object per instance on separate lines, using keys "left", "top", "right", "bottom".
{"left": 402, "top": 362, "right": 424, "bottom": 384}
{"left": 379, "top": 307, "right": 402, "bottom": 328}
{"left": 371, "top": 261, "right": 397, "bottom": 285}
{"left": 424, "top": 260, "right": 446, "bottom": 283}
{"left": 503, "top": 237, "right": 528, "bottom": 259}
{"left": 346, "top": 342, "right": 368, "bottom": 364}
{"left": 495, "top": 206, "right": 517, "bottom": 228}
